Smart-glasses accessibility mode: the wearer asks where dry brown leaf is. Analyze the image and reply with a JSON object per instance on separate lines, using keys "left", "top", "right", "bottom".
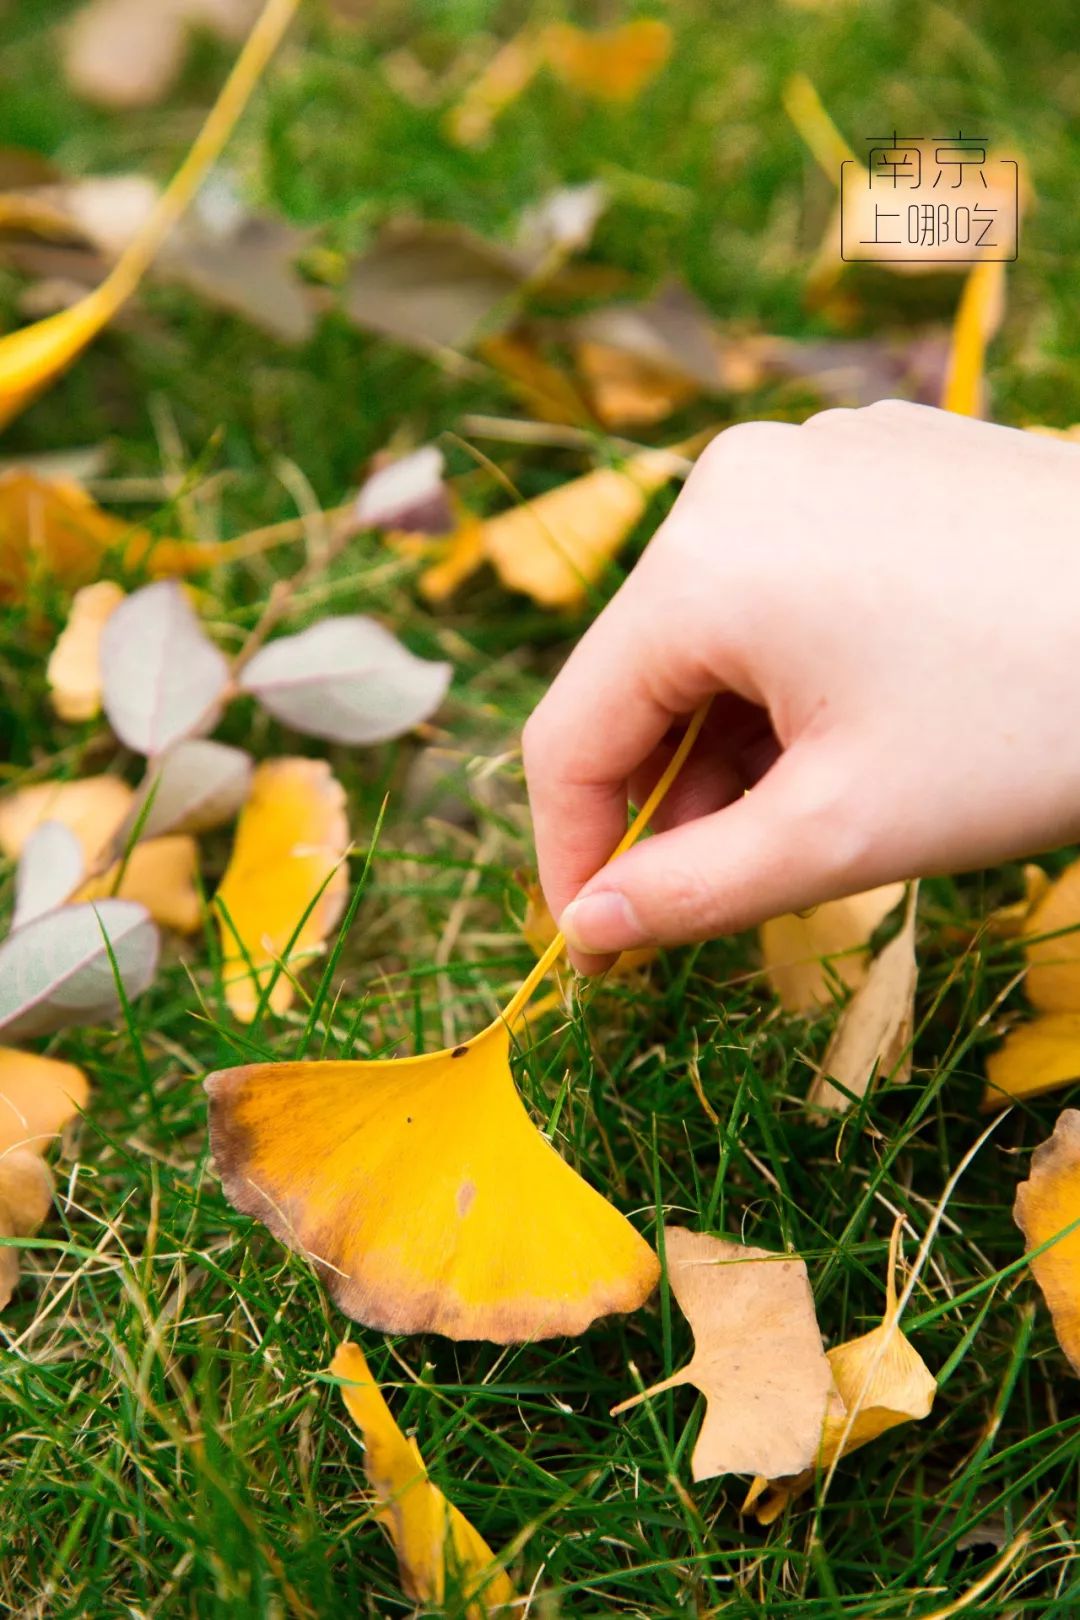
{"left": 215, "top": 758, "right": 349, "bottom": 1021}
{"left": 542, "top": 20, "right": 672, "bottom": 102}
{"left": 46, "top": 579, "right": 125, "bottom": 720}
{"left": 0, "top": 774, "right": 133, "bottom": 866}
{"left": 760, "top": 883, "right": 906, "bottom": 1014}
{"left": 330, "top": 1342, "right": 516, "bottom": 1614}
{"left": 480, "top": 445, "right": 686, "bottom": 609}
{"left": 744, "top": 1219, "right": 936, "bottom": 1522}
{"left": 75, "top": 834, "right": 202, "bottom": 934}
{"left": 1013, "top": 1109, "right": 1080, "bottom": 1374}
{"left": 0, "top": 1047, "right": 89, "bottom": 1309}
{"left": 808, "top": 885, "right": 919, "bottom": 1116}
{"left": 611, "top": 1227, "right": 836, "bottom": 1481}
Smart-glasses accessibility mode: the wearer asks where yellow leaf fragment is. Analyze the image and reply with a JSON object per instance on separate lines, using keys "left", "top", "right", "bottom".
{"left": 575, "top": 339, "right": 698, "bottom": 429}
{"left": 0, "top": 1047, "right": 89, "bottom": 1309}
{"left": 478, "top": 332, "right": 594, "bottom": 427}
{"left": 0, "top": 774, "right": 132, "bottom": 866}
{"left": 444, "top": 31, "right": 544, "bottom": 149}
{"left": 522, "top": 879, "right": 655, "bottom": 977}
{"left": 744, "top": 1219, "right": 935, "bottom": 1522}
{"left": 1022, "top": 859, "right": 1080, "bottom": 1013}
{"left": 760, "top": 883, "right": 906, "bottom": 1014}
{"left": 330, "top": 1342, "right": 515, "bottom": 1616}
{"left": 808, "top": 885, "right": 918, "bottom": 1116}
{"left": 612, "top": 1228, "right": 836, "bottom": 1481}
{"left": 207, "top": 1020, "right": 659, "bottom": 1340}
{"left": 46, "top": 579, "right": 126, "bottom": 720}
{"left": 542, "top": 20, "right": 672, "bottom": 102}
{"left": 75, "top": 833, "right": 201, "bottom": 933}
{"left": 1013, "top": 1109, "right": 1080, "bottom": 1374}
{"left": 984, "top": 1014, "right": 1080, "bottom": 1111}
{"left": 0, "top": 0, "right": 301, "bottom": 430}
{"left": 985, "top": 863, "right": 1051, "bottom": 939}
{"left": 215, "top": 758, "right": 349, "bottom": 1021}
{"left": 481, "top": 446, "right": 682, "bottom": 609}
{"left": 415, "top": 513, "right": 488, "bottom": 604}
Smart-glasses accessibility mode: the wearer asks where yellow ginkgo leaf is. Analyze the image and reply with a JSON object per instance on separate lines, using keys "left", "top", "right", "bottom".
{"left": 0, "top": 0, "right": 301, "bottom": 431}
{"left": 208, "top": 1019, "right": 659, "bottom": 1340}
{"left": 0, "top": 1047, "right": 89, "bottom": 1310}
{"left": 206, "top": 707, "right": 709, "bottom": 1342}
{"left": 0, "top": 774, "right": 133, "bottom": 866}
{"left": 521, "top": 879, "right": 655, "bottom": 977}
{"left": 985, "top": 864, "right": 1052, "bottom": 940}
{"left": 46, "top": 579, "right": 126, "bottom": 720}
{"left": 760, "top": 883, "right": 906, "bottom": 1014}
{"left": 744, "top": 1219, "right": 936, "bottom": 1523}
{"left": 1022, "top": 859, "right": 1080, "bottom": 1013}
{"left": 75, "top": 834, "right": 201, "bottom": 934}
{"left": 215, "top": 758, "right": 349, "bottom": 1021}
{"left": 480, "top": 445, "right": 687, "bottom": 609}
{"left": 330, "top": 1342, "right": 515, "bottom": 1616}
{"left": 611, "top": 1227, "right": 836, "bottom": 1481}
{"left": 1013, "top": 1108, "right": 1080, "bottom": 1374}
{"left": 542, "top": 20, "right": 672, "bottom": 102}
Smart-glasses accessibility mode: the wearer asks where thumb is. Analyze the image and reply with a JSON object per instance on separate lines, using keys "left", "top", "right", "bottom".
{"left": 558, "top": 743, "right": 872, "bottom": 962}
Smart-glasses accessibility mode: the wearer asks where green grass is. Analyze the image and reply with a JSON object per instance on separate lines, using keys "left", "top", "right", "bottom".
{"left": 3, "top": 1, "right": 1080, "bottom": 1614}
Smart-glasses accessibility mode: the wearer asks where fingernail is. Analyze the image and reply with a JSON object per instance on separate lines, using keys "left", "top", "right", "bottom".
{"left": 560, "top": 890, "right": 648, "bottom": 955}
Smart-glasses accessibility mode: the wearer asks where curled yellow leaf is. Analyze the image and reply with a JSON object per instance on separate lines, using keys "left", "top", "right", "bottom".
{"left": 744, "top": 1218, "right": 935, "bottom": 1523}
{"left": 1013, "top": 1108, "right": 1080, "bottom": 1374}
{"left": 330, "top": 1342, "right": 515, "bottom": 1616}
{"left": 542, "top": 20, "right": 672, "bottom": 102}
{"left": 215, "top": 757, "right": 349, "bottom": 1021}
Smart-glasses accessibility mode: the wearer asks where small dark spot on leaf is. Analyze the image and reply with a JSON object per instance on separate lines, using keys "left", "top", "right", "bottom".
{"left": 451, "top": 1045, "right": 468, "bottom": 1058}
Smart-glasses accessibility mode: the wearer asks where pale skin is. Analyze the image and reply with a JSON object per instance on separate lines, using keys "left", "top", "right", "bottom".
{"left": 524, "top": 400, "right": 1080, "bottom": 972}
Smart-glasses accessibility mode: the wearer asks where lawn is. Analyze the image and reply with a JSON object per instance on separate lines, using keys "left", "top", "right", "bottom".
{"left": 2, "top": 1, "right": 1080, "bottom": 1615}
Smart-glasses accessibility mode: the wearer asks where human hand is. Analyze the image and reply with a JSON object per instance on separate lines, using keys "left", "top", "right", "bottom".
{"left": 523, "top": 401, "right": 1080, "bottom": 971}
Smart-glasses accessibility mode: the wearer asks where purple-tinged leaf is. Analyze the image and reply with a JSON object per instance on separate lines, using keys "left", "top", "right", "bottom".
{"left": 11, "top": 821, "right": 85, "bottom": 931}
{"left": 99, "top": 581, "right": 230, "bottom": 756}
{"left": 0, "top": 900, "right": 159, "bottom": 1039}
{"left": 116, "top": 738, "right": 253, "bottom": 848}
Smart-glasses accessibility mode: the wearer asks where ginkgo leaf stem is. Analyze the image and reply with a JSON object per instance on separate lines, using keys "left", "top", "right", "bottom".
{"left": 497, "top": 699, "right": 712, "bottom": 1031}
{"left": 609, "top": 1368, "right": 689, "bottom": 1415}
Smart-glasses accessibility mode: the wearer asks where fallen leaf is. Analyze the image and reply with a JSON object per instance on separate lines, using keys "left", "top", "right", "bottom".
{"left": 330, "top": 1342, "right": 516, "bottom": 1615}
{"left": 0, "top": 1047, "right": 89, "bottom": 1309}
{"left": 479, "top": 332, "right": 595, "bottom": 427}
{"left": 214, "top": 758, "right": 349, "bottom": 1021}
{"left": 611, "top": 1227, "right": 836, "bottom": 1480}
{"left": 0, "top": 774, "right": 132, "bottom": 866}
{"left": 760, "top": 884, "right": 906, "bottom": 1013}
{"left": 64, "top": 0, "right": 260, "bottom": 108}
{"left": 0, "top": 0, "right": 301, "bottom": 428}
{"left": 514, "top": 182, "right": 609, "bottom": 263}
{"left": 982, "top": 860, "right": 1080, "bottom": 1110}
{"left": 984, "top": 864, "right": 1052, "bottom": 940}
{"left": 1013, "top": 1109, "right": 1080, "bottom": 1374}
{"left": 205, "top": 707, "right": 710, "bottom": 1339}
{"left": 0, "top": 899, "right": 159, "bottom": 1039}
{"left": 207, "top": 1017, "right": 659, "bottom": 1338}
{"left": 416, "top": 513, "right": 488, "bottom": 605}
{"left": 808, "top": 885, "right": 919, "bottom": 1116}
{"left": 100, "top": 581, "right": 231, "bottom": 756}
{"left": 575, "top": 340, "right": 698, "bottom": 428}
{"left": 11, "top": 821, "right": 86, "bottom": 930}
{"left": 353, "top": 446, "right": 454, "bottom": 535}
{"left": 984, "top": 1015, "right": 1080, "bottom": 1110}
{"left": 75, "top": 835, "right": 202, "bottom": 934}
{"left": 479, "top": 445, "right": 688, "bottom": 609}
{"left": 444, "top": 31, "right": 545, "bottom": 149}
{"left": 237, "top": 617, "right": 451, "bottom": 746}
{"left": 567, "top": 280, "right": 749, "bottom": 394}
{"left": 0, "top": 468, "right": 288, "bottom": 598}
{"left": 521, "top": 879, "right": 655, "bottom": 977}
{"left": 46, "top": 579, "right": 126, "bottom": 721}
{"left": 1020, "top": 861, "right": 1080, "bottom": 1013}
{"left": 116, "top": 738, "right": 252, "bottom": 845}
{"left": 744, "top": 1218, "right": 936, "bottom": 1522}
{"left": 542, "top": 20, "right": 672, "bottom": 102}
